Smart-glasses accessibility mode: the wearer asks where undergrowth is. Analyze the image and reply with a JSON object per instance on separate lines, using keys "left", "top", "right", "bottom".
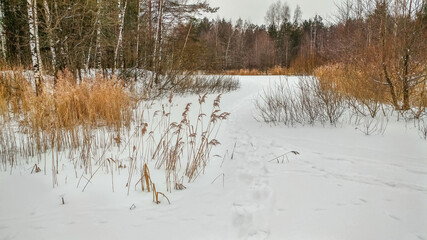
{"left": 255, "top": 76, "right": 345, "bottom": 126}
{"left": 255, "top": 76, "right": 426, "bottom": 138}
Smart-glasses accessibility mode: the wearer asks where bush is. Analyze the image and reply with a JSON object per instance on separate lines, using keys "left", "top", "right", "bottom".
{"left": 255, "top": 76, "right": 346, "bottom": 126}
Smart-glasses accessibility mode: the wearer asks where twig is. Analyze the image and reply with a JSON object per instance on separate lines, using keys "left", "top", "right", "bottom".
{"left": 268, "top": 151, "right": 300, "bottom": 163}
{"left": 231, "top": 142, "right": 237, "bottom": 159}
{"left": 211, "top": 173, "right": 225, "bottom": 188}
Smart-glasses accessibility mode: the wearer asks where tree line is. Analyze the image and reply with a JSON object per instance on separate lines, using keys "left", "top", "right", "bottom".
{"left": 0, "top": 0, "right": 425, "bottom": 107}
{"left": 0, "top": 0, "right": 216, "bottom": 93}
{"left": 0, "top": 0, "right": 332, "bottom": 76}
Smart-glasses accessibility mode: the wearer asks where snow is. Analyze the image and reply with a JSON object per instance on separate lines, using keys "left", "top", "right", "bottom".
{"left": 1, "top": 76, "right": 426, "bottom": 240}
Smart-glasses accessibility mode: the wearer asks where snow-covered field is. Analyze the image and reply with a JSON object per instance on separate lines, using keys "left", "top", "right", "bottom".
{"left": 1, "top": 76, "right": 426, "bottom": 240}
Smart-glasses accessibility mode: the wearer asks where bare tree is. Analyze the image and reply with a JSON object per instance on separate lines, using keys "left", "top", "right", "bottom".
{"left": 376, "top": 0, "right": 426, "bottom": 110}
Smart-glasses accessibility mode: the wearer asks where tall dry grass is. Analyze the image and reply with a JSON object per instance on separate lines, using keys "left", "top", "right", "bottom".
{"left": 223, "top": 66, "right": 302, "bottom": 76}
{"left": 314, "top": 63, "right": 426, "bottom": 118}
{"left": 2, "top": 67, "right": 232, "bottom": 200}
{"left": 0, "top": 69, "right": 133, "bottom": 178}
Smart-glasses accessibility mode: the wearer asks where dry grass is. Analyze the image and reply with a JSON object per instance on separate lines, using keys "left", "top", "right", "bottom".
{"left": 170, "top": 75, "right": 240, "bottom": 94}
{"left": 314, "top": 64, "right": 426, "bottom": 118}
{"left": 0, "top": 68, "right": 32, "bottom": 118}
{"left": 224, "top": 69, "right": 265, "bottom": 75}
{"left": 223, "top": 66, "right": 302, "bottom": 76}
{"left": 1, "top": 67, "right": 231, "bottom": 202}
{"left": 268, "top": 151, "right": 300, "bottom": 164}
{"left": 0, "top": 69, "right": 133, "bottom": 175}
{"left": 149, "top": 93, "right": 229, "bottom": 191}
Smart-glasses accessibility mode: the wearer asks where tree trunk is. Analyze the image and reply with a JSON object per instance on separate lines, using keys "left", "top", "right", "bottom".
{"left": 27, "top": 0, "right": 43, "bottom": 96}
{"left": 152, "top": 0, "right": 163, "bottom": 86}
{"left": 85, "top": 37, "right": 93, "bottom": 73}
{"left": 43, "top": 0, "right": 57, "bottom": 73}
{"left": 114, "top": 0, "right": 127, "bottom": 72}
{"left": 95, "top": 0, "right": 103, "bottom": 73}
{"left": 135, "top": 0, "right": 143, "bottom": 80}
{"left": 34, "top": 1, "right": 42, "bottom": 73}
{"left": 402, "top": 47, "right": 411, "bottom": 110}
{"left": 0, "top": 1, "right": 7, "bottom": 60}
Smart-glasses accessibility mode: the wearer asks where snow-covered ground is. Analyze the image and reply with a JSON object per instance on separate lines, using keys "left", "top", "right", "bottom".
{"left": 1, "top": 76, "right": 426, "bottom": 240}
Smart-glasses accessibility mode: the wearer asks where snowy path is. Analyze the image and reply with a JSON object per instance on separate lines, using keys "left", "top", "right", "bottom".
{"left": 220, "top": 76, "right": 427, "bottom": 239}
{"left": 1, "top": 76, "right": 426, "bottom": 240}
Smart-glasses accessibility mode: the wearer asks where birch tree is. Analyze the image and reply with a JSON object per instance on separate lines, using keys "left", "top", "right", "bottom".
{"left": 0, "top": 1, "right": 6, "bottom": 60}
{"left": 114, "top": 0, "right": 127, "bottom": 71}
{"left": 27, "top": 0, "right": 43, "bottom": 95}
{"left": 152, "top": 0, "right": 163, "bottom": 86}
{"left": 135, "top": 0, "right": 143, "bottom": 72}
{"left": 95, "top": 0, "right": 103, "bottom": 72}
{"left": 42, "top": 0, "right": 57, "bottom": 72}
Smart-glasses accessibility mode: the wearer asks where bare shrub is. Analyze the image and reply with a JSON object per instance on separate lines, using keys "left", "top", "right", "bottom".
{"left": 356, "top": 115, "right": 389, "bottom": 136}
{"left": 314, "top": 78, "right": 346, "bottom": 125}
{"left": 170, "top": 75, "right": 240, "bottom": 94}
{"left": 255, "top": 76, "right": 345, "bottom": 126}
{"left": 417, "top": 119, "right": 427, "bottom": 140}
{"left": 254, "top": 80, "right": 297, "bottom": 125}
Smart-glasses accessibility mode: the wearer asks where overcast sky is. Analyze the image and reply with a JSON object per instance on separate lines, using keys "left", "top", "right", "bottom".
{"left": 205, "top": 0, "right": 341, "bottom": 25}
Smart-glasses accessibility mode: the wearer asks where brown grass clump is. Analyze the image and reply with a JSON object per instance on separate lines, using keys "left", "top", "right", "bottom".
{"left": 1, "top": 68, "right": 134, "bottom": 175}
{"left": 314, "top": 64, "right": 387, "bottom": 102}
{"left": 52, "top": 70, "right": 132, "bottom": 130}
{"left": 223, "top": 66, "right": 303, "bottom": 76}
{"left": 268, "top": 66, "right": 294, "bottom": 75}
{"left": 0, "top": 68, "right": 32, "bottom": 118}
{"left": 314, "top": 64, "right": 388, "bottom": 117}
{"left": 19, "top": 69, "right": 132, "bottom": 135}
{"left": 225, "top": 69, "right": 264, "bottom": 75}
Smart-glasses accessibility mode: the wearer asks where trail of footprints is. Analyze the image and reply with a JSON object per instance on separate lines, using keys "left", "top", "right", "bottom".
{"left": 230, "top": 132, "right": 275, "bottom": 240}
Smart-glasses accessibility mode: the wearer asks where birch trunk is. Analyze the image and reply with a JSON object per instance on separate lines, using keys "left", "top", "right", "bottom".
{"left": 147, "top": 0, "right": 152, "bottom": 69}
{"left": 0, "top": 1, "right": 7, "bottom": 60}
{"left": 27, "top": 0, "right": 43, "bottom": 95}
{"left": 225, "top": 30, "right": 234, "bottom": 69}
{"left": 135, "top": 0, "right": 144, "bottom": 80}
{"left": 34, "top": 1, "right": 43, "bottom": 73}
{"left": 95, "top": 0, "right": 103, "bottom": 73}
{"left": 43, "top": 0, "right": 57, "bottom": 72}
{"left": 152, "top": 0, "right": 163, "bottom": 86}
{"left": 114, "top": 0, "right": 127, "bottom": 72}
{"left": 85, "top": 38, "right": 93, "bottom": 73}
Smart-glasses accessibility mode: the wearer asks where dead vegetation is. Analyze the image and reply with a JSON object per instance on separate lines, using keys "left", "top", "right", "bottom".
{"left": 223, "top": 66, "right": 303, "bottom": 76}
{"left": 1, "top": 68, "right": 232, "bottom": 203}
{"left": 255, "top": 76, "right": 346, "bottom": 126}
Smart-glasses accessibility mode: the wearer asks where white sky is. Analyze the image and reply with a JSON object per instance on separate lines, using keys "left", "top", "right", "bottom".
{"left": 205, "top": 0, "right": 342, "bottom": 25}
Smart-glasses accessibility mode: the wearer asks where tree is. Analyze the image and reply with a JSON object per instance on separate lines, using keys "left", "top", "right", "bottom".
{"left": 114, "top": 0, "right": 127, "bottom": 71}
{"left": 0, "top": 1, "right": 6, "bottom": 60}
{"left": 27, "top": 0, "right": 43, "bottom": 95}
{"left": 42, "top": 0, "right": 57, "bottom": 72}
